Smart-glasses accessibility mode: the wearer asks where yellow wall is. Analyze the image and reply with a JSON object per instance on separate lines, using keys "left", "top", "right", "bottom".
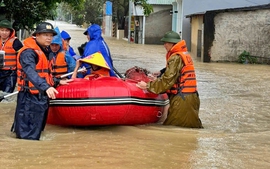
{"left": 190, "top": 15, "right": 204, "bottom": 61}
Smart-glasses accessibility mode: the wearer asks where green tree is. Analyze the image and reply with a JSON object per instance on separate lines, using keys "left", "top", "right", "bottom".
{"left": 134, "top": 0, "right": 153, "bottom": 16}
{"left": 2, "top": 0, "right": 84, "bottom": 31}
{"left": 56, "top": 1, "right": 84, "bottom": 25}
{"left": 110, "top": 0, "right": 129, "bottom": 29}
{"left": 57, "top": 0, "right": 103, "bottom": 26}
{"left": 84, "top": 0, "right": 106, "bottom": 25}
{"left": 57, "top": 0, "right": 153, "bottom": 28}
{"left": 1, "top": 0, "right": 152, "bottom": 32}
{"left": 111, "top": 0, "right": 153, "bottom": 29}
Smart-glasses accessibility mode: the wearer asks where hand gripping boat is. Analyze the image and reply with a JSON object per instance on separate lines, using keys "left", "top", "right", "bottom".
{"left": 47, "top": 75, "right": 169, "bottom": 126}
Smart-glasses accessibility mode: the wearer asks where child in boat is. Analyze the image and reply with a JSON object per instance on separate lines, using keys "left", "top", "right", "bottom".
{"left": 71, "top": 52, "right": 110, "bottom": 79}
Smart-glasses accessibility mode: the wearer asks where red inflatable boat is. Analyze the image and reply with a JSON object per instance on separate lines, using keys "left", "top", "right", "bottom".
{"left": 47, "top": 77, "right": 169, "bottom": 126}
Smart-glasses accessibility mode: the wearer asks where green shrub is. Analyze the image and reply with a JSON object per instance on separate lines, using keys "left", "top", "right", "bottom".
{"left": 238, "top": 51, "right": 257, "bottom": 64}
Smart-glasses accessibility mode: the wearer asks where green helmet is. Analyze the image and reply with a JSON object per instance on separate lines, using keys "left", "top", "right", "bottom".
{"left": 0, "top": 19, "right": 13, "bottom": 30}
{"left": 160, "top": 31, "right": 180, "bottom": 44}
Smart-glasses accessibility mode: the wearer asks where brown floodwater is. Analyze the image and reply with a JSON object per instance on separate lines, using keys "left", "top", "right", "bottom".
{"left": 0, "top": 21, "right": 269, "bottom": 169}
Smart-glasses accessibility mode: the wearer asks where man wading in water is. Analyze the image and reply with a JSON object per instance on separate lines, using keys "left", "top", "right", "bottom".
{"left": 12, "top": 22, "right": 73, "bottom": 140}
{"left": 137, "top": 31, "right": 203, "bottom": 128}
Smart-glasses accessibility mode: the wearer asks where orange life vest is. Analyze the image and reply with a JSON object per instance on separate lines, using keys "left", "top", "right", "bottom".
{"left": 52, "top": 51, "right": 68, "bottom": 77}
{"left": 0, "top": 36, "right": 17, "bottom": 70}
{"left": 84, "top": 67, "right": 110, "bottom": 79}
{"left": 17, "top": 37, "right": 54, "bottom": 94}
{"left": 166, "top": 51, "right": 198, "bottom": 95}
{"left": 62, "top": 38, "right": 68, "bottom": 51}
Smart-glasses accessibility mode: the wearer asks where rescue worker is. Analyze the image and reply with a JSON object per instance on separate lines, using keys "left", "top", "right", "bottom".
{"left": 136, "top": 31, "right": 203, "bottom": 128}
{"left": 0, "top": 19, "right": 23, "bottom": 98}
{"left": 60, "top": 30, "right": 81, "bottom": 60}
{"left": 81, "top": 24, "right": 116, "bottom": 77}
{"left": 51, "top": 27, "right": 75, "bottom": 78}
{"left": 12, "top": 22, "right": 73, "bottom": 140}
{"left": 71, "top": 52, "right": 110, "bottom": 79}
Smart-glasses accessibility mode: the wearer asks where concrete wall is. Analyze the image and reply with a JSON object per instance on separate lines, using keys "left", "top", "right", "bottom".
{"left": 145, "top": 5, "right": 172, "bottom": 44}
{"left": 210, "top": 9, "right": 270, "bottom": 62}
{"left": 117, "top": 30, "right": 125, "bottom": 40}
{"left": 190, "top": 15, "right": 204, "bottom": 60}
{"left": 182, "top": 0, "right": 270, "bottom": 54}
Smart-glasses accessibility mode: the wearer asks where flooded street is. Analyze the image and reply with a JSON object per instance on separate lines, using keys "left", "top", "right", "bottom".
{"left": 1, "top": 21, "right": 270, "bottom": 169}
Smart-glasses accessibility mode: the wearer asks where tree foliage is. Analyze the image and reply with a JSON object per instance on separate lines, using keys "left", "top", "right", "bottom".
{"left": 1, "top": 0, "right": 84, "bottom": 31}
{"left": 109, "top": 0, "right": 129, "bottom": 29}
{"left": 0, "top": 0, "right": 153, "bottom": 32}
{"left": 133, "top": 0, "right": 153, "bottom": 16}
{"left": 84, "top": 0, "right": 106, "bottom": 25}
{"left": 111, "top": 0, "right": 153, "bottom": 29}
{"left": 59, "top": 0, "right": 153, "bottom": 29}
{"left": 57, "top": 0, "right": 105, "bottom": 26}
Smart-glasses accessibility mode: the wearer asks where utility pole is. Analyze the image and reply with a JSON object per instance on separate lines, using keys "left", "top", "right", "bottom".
{"left": 128, "top": 0, "right": 132, "bottom": 43}
{"left": 70, "top": 13, "right": 73, "bottom": 24}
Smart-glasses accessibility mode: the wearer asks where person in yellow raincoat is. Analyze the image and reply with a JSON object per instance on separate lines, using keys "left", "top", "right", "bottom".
{"left": 136, "top": 31, "right": 203, "bottom": 128}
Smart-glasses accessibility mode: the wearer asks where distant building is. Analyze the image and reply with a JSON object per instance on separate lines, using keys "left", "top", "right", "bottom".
{"left": 112, "top": 0, "right": 270, "bottom": 47}
{"left": 187, "top": 3, "right": 270, "bottom": 63}
{"left": 125, "top": 0, "right": 174, "bottom": 44}
{"left": 143, "top": 0, "right": 174, "bottom": 44}
{"left": 176, "top": 0, "right": 270, "bottom": 51}
{"left": 131, "top": 0, "right": 270, "bottom": 45}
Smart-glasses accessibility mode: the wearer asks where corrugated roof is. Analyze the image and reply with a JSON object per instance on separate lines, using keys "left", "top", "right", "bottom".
{"left": 186, "top": 2, "right": 270, "bottom": 17}
{"left": 147, "top": 0, "right": 174, "bottom": 5}
{"left": 186, "top": 12, "right": 206, "bottom": 18}
{"left": 184, "top": 0, "right": 270, "bottom": 15}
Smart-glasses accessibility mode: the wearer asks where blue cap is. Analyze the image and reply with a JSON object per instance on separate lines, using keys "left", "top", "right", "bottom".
{"left": 60, "top": 30, "right": 71, "bottom": 40}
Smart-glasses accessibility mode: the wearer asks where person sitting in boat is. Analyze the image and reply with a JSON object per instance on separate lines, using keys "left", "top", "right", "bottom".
{"left": 71, "top": 52, "right": 110, "bottom": 79}
{"left": 50, "top": 27, "right": 76, "bottom": 78}
{"left": 60, "top": 30, "right": 81, "bottom": 60}
{"left": 80, "top": 24, "right": 116, "bottom": 77}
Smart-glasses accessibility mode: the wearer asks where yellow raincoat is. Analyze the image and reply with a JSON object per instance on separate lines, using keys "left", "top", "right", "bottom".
{"left": 147, "top": 40, "right": 203, "bottom": 128}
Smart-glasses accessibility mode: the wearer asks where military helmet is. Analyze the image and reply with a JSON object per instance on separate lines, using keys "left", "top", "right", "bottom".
{"left": 160, "top": 31, "right": 181, "bottom": 44}
{"left": 32, "top": 22, "right": 57, "bottom": 36}
{"left": 0, "top": 19, "right": 13, "bottom": 30}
